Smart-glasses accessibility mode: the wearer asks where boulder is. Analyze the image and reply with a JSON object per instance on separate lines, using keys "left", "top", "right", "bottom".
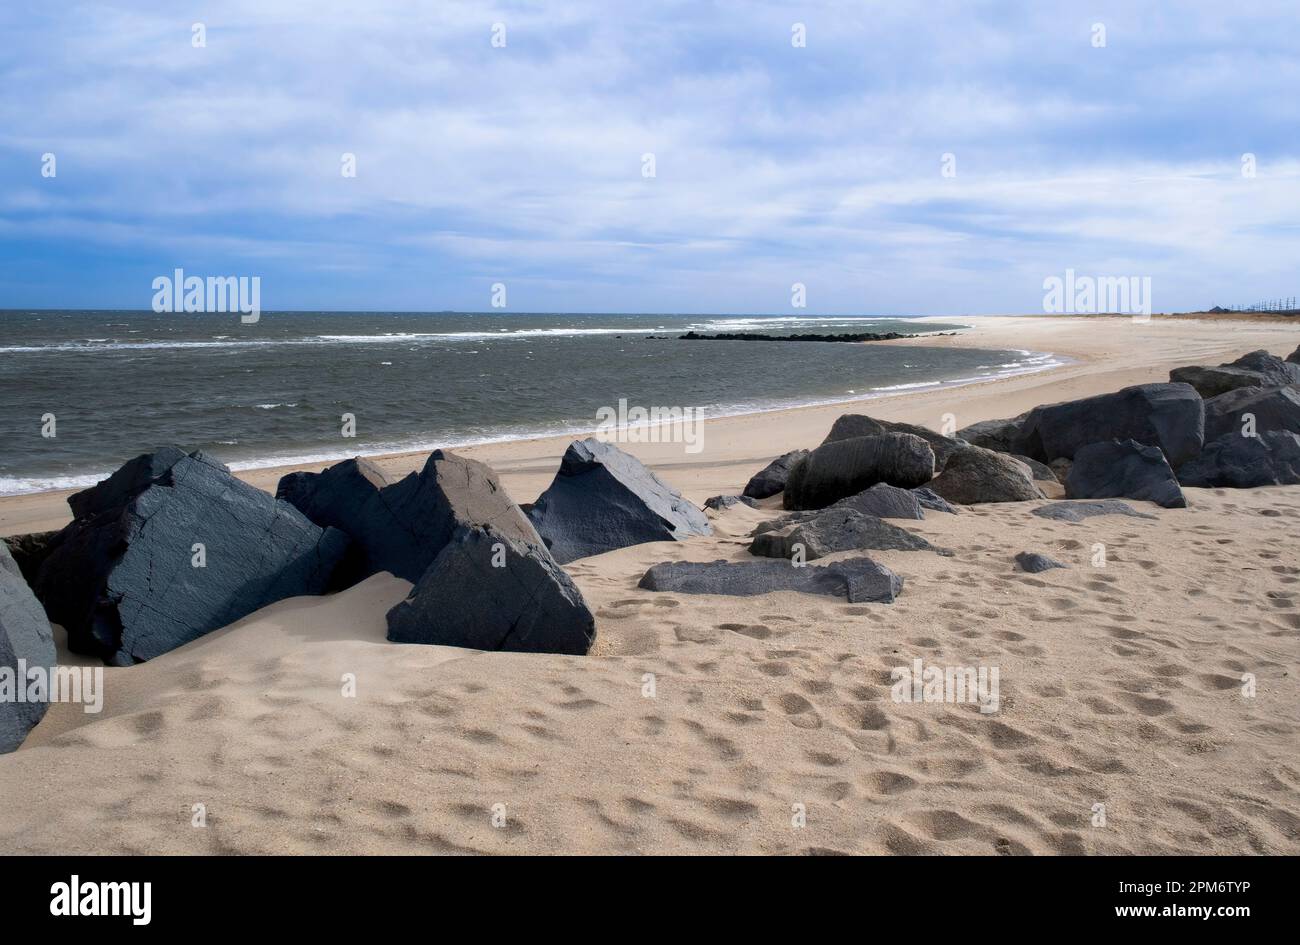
{"left": 278, "top": 452, "right": 540, "bottom": 584}
{"left": 1014, "top": 383, "right": 1204, "bottom": 466}
{"left": 704, "top": 494, "right": 760, "bottom": 511}
{"left": 1202, "top": 386, "right": 1300, "bottom": 442}
{"left": 955, "top": 414, "right": 1028, "bottom": 454}
{"left": 749, "top": 508, "right": 934, "bottom": 560}
{"left": 1226, "top": 350, "right": 1300, "bottom": 386}
{"left": 638, "top": 557, "right": 903, "bottom": 603}
{"left": 1, "top": 530, "right": 61, "bottom": 587}
{"left": 1288, "top": 345, "right": 1300, "bottom": 365}
{"left": 1176, "top": 431, "right": 1300, "bottom": 488}
{"left": 1, "top": 540, "right": 56, "bottom": 753}
{"left": 36, "top": 448, "right": 349, "bottom": 665}
{"left": 824, "top": 415, "right": 966, "bottom": 468}
{"left": 928, "top": 446, "right": 1045, "bottom": 504}
{"left": 1015, "top": 551, "right": 1068, "bottom": 573}
{"left": 834, "top": 482, "right": 925, "bottom": 520}
{"left": 742, "top": 450, "right": 808, "bottom": 499}
{"left": 1048, "top": 457, "right": 1073, "bottom": 483}
{"left": 782, "top": 433, "right": 935, "bottom": 510}
{"left": 1169, "top": 364, "right": 1282, "bottom": 399}
{"left": 528, "top": 438, "right": 710, "bottom": 564}
{"left": 912, "top": 487, "right": 958, "bottom": 514}
{"left": 1030, "top": 500, "right": 1156, "bottom": 523}
{"left": 1013, "top": 454, "right": 1058, "bottom": 482}
{"left": 1066, "top": 439, "right": 1186, "bottom": 509}
{"left": 386, "top": 524, "right": 595, "bottom": 654}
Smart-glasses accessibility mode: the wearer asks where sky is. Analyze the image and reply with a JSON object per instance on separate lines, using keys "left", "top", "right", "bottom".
{"left": 1, "top": 1, "right": 1298, "bottom": 315}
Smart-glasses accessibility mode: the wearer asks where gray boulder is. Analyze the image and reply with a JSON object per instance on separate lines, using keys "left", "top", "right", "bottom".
{"left": 1013, "top": 454, "right": 1058, "bottom": 482}
{"left": 1066, "top": 439, "right": 1186, "bottom": 509}
{"left": 704, "top": 494, "right": 760, "bottom": 511}
{"left": 1176, "top": 430, "right": 1300, "bottom": 488}
{"left": 1202, "top": 386, "right": 1300, "bottom": 442}
{"left": 36, "top": 448, "right": 349, "bottom": 665}
{"left": 528, "top": 438, "right": 710, "bottom": 564}
{"left": 1288, "top": 345, "right": 1300, "bottom": 365}
{"left": 1169, "top": 364, "right": 1283, "bottom": 399}
{"left": 1014, "top": 383, "right": 1204, "bottom": 466}
{"left": 386, "top": 524, "right": 595, "bottom": 654}
{"left": 955, "top": 414, "right": 1028, "bottom": 453}
{"left": 749, "top": 508, "right": 933, "bottom": 561}
{"left": 1031, "top": 500, "right": 1157, "bottom": 523}
{"left": 742, "top": 450, "right": 808, "bottom": 499}
{"left": 824, "top": 415, "right": 966, "bottom": 468}
{"left": 834, "top": 482, "right": 925, "bottom": 520}
{"left": 912, "top": 487, "right": 959, "bottom": 514}
{"left": 1, "top": 540, "right": 56, "bottom": 753}
{"left": 928, "top": 446, "right": 1045, "bottom": 504}
{"left": 638, "top": 557, "right": 903, "bottom": 603}
{"left": 1, "top": 530, "right": 61, "bottom": 587}
{"left": 783, "top": 433, "right": 935, "bottom": 510}
{"left": 1227, "top": 350, "right": 1300, "bottom": 386}
{"left": 1015, "top": 551, "right": 1068, "bottom": 573}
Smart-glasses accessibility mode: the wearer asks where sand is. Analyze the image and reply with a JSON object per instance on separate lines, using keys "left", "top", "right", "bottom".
{"left": 2, "top": 314, "right": 1298, "bottom": 854}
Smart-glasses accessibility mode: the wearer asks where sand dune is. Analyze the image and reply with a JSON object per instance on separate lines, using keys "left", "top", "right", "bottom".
{"left": 2, "top": 316, "right": 1298, "bottom": 854}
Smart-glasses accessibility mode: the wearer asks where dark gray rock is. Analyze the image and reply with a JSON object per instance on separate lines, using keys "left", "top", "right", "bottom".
{"left": 1066, "top": 439, "right": 1186, "bottom": 509}
{"left": 749, "top": 507, "right": 933, "bottom": 560}
{"left": 1169, "top": 364, "right": 1280, "bottom": 399}
{"left": 278, "top": 452, "right": 539, "bottom": 584}
{"left": 1014, "top": 383, "right": 1204, "bottom": 466}
{"left": 824, "top": 415, "right": 966, "bottom": 469}
{"left": 528, "top": 438, "right": 710, "bottom": 564}
{"left": 742, "top": 450, "right": 808, "bottom": 499}
{"left": 1030, "top": 500, "right": 1157, "bottom": 523}
{"left": 1288, "top": 345, "right": 1300, "bottom": 365}
{"left": 929, "top": 446, "right": 1045, "bottom": 504}
{"left": 1, "top": 540, "right": 56, "bottom": 753}
{"left": 36, "top": 448, "right": 349, "bottom": 665}
{"left": 1013, "top": 454, "right": 1058, "bottom": 482}
{"left": 1226, "top": 350, "right": 1300, "bottom": 386}
{"left": 834, "top": 482, "right": 925, "bottom": 520}
{"left": 638, "top": 557, "right": 903, "bottom": 603}
{"left": 782, "top": 433, "right": 935, "bottom": 510}
{"left": 386, "top": 524, "right": 595, "bottom": 654}
{"left": 912, "top": 487, "right": 958, "bottom": 514}
{"left": 704, "top": 494, "right": 760, "bottom": 511}
{"left": 1176, "top": 430, "right": 1300, "bottom": 488}
{"left": 1, "top": 530, "right": 61, "bottom": 587}
{"left": 1202, "top": 386, "right": 1300, "bottom": 442}
{"left": 955, "top": 414, "right": 1028, "bottom": 454}
{"left": 1049, "top": 457, "right": 1073, "bottom": 483}
{"left": 1015, "top": 551, "right": 1068, "bottom": 573}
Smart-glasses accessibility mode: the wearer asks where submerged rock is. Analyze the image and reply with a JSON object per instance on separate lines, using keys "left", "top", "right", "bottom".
{"left": 638, "top": 557, "right": 903, "bottom": 603}
{"left": 528, "top": 438, "right": 710, "bottom": 564}
{"left": 783, "top": 433, "right": 935, "bottom": 510}
{"left": 1, "top": 540, "right": 56, "bottom": 753}
{"left": 742, "top": 450, "right": 809, "bottom": 499}
{"left": 1066, "top": 439, "right": 1186, "bottom": 509}
{"left": 37, "top": 448, "right": 348, "bottom": 665}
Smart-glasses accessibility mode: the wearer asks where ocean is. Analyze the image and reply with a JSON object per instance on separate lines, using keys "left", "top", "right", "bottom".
{"left": 0, "top": 310, "right": 1061, "bottom": 496}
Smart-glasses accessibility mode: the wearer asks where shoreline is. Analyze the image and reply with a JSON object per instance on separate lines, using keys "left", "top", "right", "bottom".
{"left": 4, "top": 314, "right": 1299, "bottom": 537}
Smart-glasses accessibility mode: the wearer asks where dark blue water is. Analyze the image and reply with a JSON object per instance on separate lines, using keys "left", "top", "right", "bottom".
{"left": 0, "top": 310, "right": 1059, "bottom": 494}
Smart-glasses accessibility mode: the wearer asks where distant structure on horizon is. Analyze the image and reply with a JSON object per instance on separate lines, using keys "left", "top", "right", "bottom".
{"left": 1209, "top": 297, "right": 1297, "bottom": 315}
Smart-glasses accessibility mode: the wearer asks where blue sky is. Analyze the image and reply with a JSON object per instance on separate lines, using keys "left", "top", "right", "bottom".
{"left": 1, "top": 1, "right": 1297, "bottom": 315}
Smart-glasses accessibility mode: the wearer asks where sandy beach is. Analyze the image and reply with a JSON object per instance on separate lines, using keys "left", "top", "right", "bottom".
{"left": 2, "top": 314, "right": 1299, "bottom": 854}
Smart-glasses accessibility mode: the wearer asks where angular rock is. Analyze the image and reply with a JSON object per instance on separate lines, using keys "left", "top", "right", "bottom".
{"left": 824, "top": 415, "right": 966, "bottom": 468}
{"left": 749, "top": 507, "right": 933, "bottom": 561}
{"left": 1, "top": 540, "right": 56, "bottom": 753}
{"left": 1169, "top": 364, "right": 1282, "bottom": 399}
{"left": 955, "top": 414, "right": 1028, "bottom": 454}
{"left": 1030, "top": 500, "right": 1157, "bottom": 523}
{"left": 386, "top": 524, "right": 595, "bottom": 654}
{"left": 834, "top": 482, "right": 925, "bottom": 520}
{"left": 1, "top": 530, "right": 61, "bottom": 587}
{"left": 528, "top": 438, "right": 710, "bottom": 564}
{"left": 704, "top": 494, "right": 760, "bottom": 511}
{"left": 1015, "top": 551, "right": 1068, "bottom": 573}
{"left": 1014, "top": 383, "right": 1204, "bottom": 466}
{"left": 638, "top": 557, "right": 903, "bottom": 603}
{"left": 1013, "top": 454, "right": 1058, "bottom": 482}
{"left": 782, "top": 433, "right": 935, "bottom": 510}
{"left": 928, "top": 446, "right": 1045, "bottom": 504}
{"left": 278, "top": 452, "right": 539, "bottom": 584}
{"left": 1066, "top": 439, "right": 1186, "bottom": 509}
{"left": 912, "top": 487, "right": 958, "bottom": 514}
{"left": 1226, "top": 350, "right": 1300, "bottom": 386}
{"left": 1176, "top": 430, "right": 1300, "bottom": 488}
{"left": 1202, "top": 385, "right": 1300, "bottom": 442}
{"left": 1288, "top": 345, "right": 1300, "bottom": 365}
{"left": 36, "top": 448, "right": 349, "bottom": 665}
{"left": 742, "top": 450, "right": 808, "bottom": 500}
